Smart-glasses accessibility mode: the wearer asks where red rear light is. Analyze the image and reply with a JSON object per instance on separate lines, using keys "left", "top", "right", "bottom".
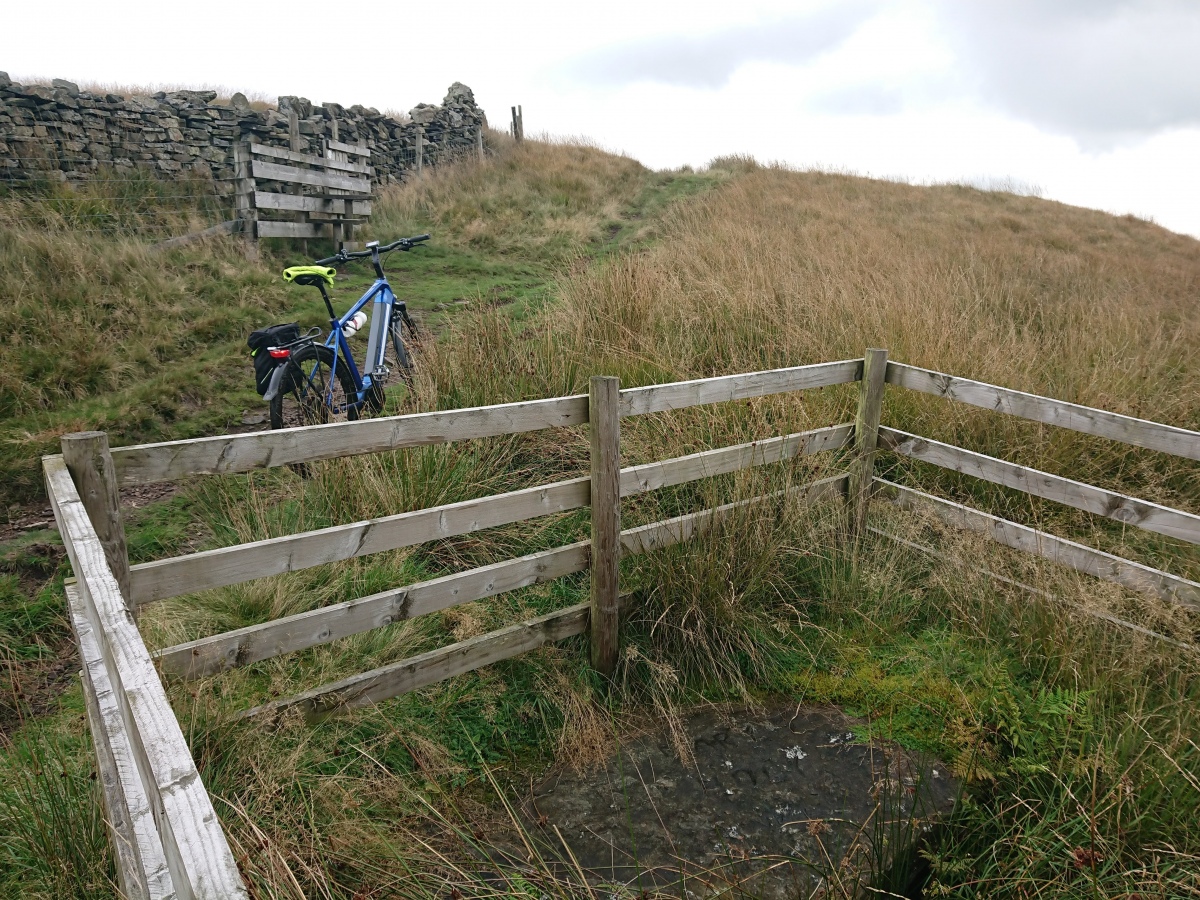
{"left": 268, "top": 347, "right": 291, "bottom": 359}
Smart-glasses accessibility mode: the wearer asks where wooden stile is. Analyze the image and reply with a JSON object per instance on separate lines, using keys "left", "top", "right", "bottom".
{"left": 886, "top": 362, "right": 1200, "bottom": 461}
{"left": 874, "top": 478, "right": 1200, "bottom": 610}
{"left": 847, "top": 349, "right": 888, "bottom": 541}
{"left": 878, "top": 427, "right": 1200, "bottom": 544}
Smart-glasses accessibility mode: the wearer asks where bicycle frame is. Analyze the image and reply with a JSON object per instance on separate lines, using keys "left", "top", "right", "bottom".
{"left": 321, "top": 276, "right": 398, "bottom": 413}
{"left": 283, "top": 236, "right": 425, "bottom": 419}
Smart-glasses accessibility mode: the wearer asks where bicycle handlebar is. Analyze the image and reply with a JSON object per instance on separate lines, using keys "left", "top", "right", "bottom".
{"left": 314, "top": 234, "right": 430, "bottom": 266}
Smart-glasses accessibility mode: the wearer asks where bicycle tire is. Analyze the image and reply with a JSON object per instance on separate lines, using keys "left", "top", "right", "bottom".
{"left": 390, "top": 312, "right": 415, "bottom": 384}
{"left": 269, "top": 343, "right": 360, "bottom": 430}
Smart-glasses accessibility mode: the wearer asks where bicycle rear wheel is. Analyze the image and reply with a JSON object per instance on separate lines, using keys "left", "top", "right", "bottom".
{"left": 269, "top": 343, "right": 360, "bottom": 429}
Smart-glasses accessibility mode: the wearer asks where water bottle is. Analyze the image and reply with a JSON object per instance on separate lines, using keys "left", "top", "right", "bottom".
{"left": 342, "top": 311, "right": 368, "bottom": 338}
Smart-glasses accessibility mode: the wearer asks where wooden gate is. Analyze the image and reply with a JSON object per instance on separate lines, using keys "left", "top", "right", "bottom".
{"left": 232, "top": 139, "right": 373, "bottom": 244}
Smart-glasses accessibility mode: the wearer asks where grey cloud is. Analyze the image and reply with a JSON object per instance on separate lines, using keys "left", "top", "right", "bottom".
{"left": 567, "top": 2, "right": 879, "bottom": 89}
{"left": 936, "top": 0, "right": 1200, "bottom": 143}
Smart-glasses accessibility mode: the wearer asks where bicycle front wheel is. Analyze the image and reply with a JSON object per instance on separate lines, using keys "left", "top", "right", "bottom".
{"left": 269, "top": 343, "right": 360, "bottom": 429}
{"left": 390, "top": 313, "right": 415, "bottom": 385}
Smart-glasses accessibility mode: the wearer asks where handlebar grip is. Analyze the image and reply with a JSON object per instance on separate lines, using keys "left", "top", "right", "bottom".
{"left": 314, "top": 253, "right": 343, "bottom": 266}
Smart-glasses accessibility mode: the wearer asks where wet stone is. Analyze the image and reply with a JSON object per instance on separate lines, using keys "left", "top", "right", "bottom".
{"left": 522, "top": 706, "right": 956, "bottom": 898}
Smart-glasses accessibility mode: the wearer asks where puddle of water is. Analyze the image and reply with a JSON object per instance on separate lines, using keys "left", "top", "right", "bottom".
{"left": 520, "top": 705, "right": 956, "bottom": 898}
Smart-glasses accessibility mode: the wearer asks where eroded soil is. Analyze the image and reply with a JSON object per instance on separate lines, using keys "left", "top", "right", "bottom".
{"left": 519, "top": 705, "right": 957, "bottom": 898}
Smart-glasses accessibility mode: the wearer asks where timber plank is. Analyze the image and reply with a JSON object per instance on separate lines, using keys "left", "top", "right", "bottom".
{"left": 157, "top": 543, "right": 591, "bottom": 679}
{"left": 255, "top": 221, "right": 325, "bottom": 239}
{"left": 45, "top": 457, "right": 247, "bottom": 898}
{"left": 251, "top": 159, "right": 370, "bottom": 193}
{"left": 237, "top": 472, "right": 851, "bottom": 722}
{"left": 867, "top": 529, "right": 1198, "bottom": 652}
{"left": 619, "top": 359, "right": 862, "bottom": 416}
{"left": 110, "top": 396, "right": 590, "bottom": 486}
{"left": 618, "top": 424, "right": 852, "bottom": 496}
{"left": 878, "top": 427, "right": 1200, "bottom": 544}
{"left": 873, "top": 478, "right": 1200, "bottom": 610}
{"left": 242, "top": 604, "right": 591, "bottom": 723}
{"left": 326, "top": 138, "right": 371, "bottom": 157}
{"left": 68, "top": 584, "right": 173, "bottom": 900}
{"left": 157, "top": 472, "right": 851, "bottom": 680}
{"left": 133, "top": 423, "right": 850, "bottom": 606}
{"left": 248, "top": 143, "right": 371, "bottom": 175}
{"left": 886, "top": 363, "right": 1200, "bottom": 460}
{"left": 128, "top": 478, "right": 592, "bottom": 605}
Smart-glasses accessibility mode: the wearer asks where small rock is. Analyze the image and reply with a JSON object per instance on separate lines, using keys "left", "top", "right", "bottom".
{"left": 241, "top": 411, "right": 267, "bottom": 426}
{"left": 230, "top": 92, "right": 252, "bottom": 114}
{"left": 52, "top": 78, "right": 80, "bottom": 95}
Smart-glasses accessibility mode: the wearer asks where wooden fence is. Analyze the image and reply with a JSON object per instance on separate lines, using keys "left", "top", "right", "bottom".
{"left": 44, "top": 351, "right": 1199, "bottom": 897}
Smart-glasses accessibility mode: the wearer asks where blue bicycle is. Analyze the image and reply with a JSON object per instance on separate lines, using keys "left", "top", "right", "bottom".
{"left": 264, "top": 234, "right": 429, "bottom": 429}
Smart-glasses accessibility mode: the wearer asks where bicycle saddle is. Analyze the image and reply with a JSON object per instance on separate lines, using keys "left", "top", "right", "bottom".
{"left": 282, "top": 265, "right": 337, "bottom": 287}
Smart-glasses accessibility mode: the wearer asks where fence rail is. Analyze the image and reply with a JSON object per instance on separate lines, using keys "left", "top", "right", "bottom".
{"left": 45, "top": 352, "right": 1198, "bottom": 897}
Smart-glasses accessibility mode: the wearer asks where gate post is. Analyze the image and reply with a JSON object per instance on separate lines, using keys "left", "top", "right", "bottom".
{"left": 61, "top": 431, "right": 131, "bottom": 609}
{"left": 847, "top": 348, "right": 888, "bottom": 543}
{"left": 231, "top": 140, "right": 257, "bottom": 248}
{"left": 589, "top": 376, "right": 621, "bottom": 677}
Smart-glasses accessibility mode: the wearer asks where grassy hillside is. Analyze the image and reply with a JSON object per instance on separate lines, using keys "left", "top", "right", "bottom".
{"left": 2, "top": 139, "right": 1199, "bottom": 898}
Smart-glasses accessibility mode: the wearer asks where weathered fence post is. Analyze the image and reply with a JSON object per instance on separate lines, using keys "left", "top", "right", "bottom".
{"left": 231, "top": 140, "right": 257, "bottom": 248}
{"left": 475, "top": 124, "right": 484, "bottom": 161}
{"left": 287, "top": 109, "right": 301, "bottom": 152}
{"left": 511, "top": 105, "right": 524, "bottom": 142}
{"left": 415, "top": 127, "right": 424, "bottom": 175}
{"left": 847, "top": 348, "right": 888, "bottom": 543}
{"left": 61, "top": 432, "right": 131, "bottom": 608}
{"left": 589, "top": 375, "right": 621, "bottom": 677}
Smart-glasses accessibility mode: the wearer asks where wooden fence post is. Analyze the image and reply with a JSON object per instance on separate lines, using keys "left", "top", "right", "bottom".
{"left": 589, "top": 376, "right": 621, "bottom": 677}
{"left": 511, "top": 106, "right": 524, "bottom": 142}
{"left": 847, "top": 348, "right": 888, "bottom": 543}
{"left": 287, "top": 109, "right": 301, "bottom": 152}
{"left": 476, "top": 124, "right": 484, "bottom": 161}
{"left": 415, "top": 127, "right": 424, "bottom": 175}
{"left": 231, "top": 140, "right": 257, "bottom": 247}
{"left": 62, "top": 432, "right": 131, "bottom": 608}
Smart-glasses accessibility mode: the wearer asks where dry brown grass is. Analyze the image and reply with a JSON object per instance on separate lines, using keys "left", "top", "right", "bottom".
{"left": 7, "top": 75, "right": 276, "bottom": 108}
{"left": 370, "top": 132, "right": 650, "bottom": 263}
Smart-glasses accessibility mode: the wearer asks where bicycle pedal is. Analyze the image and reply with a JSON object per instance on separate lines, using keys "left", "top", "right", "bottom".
{"left": 372, "top": 365, "right": 390, "bottom": 377}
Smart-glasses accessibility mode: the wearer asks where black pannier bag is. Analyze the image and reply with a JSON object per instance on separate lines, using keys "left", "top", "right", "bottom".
{"left": 247, "top": 323, "right": 301, "bottom": 395}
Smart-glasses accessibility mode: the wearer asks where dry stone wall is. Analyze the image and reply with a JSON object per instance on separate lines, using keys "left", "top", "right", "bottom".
{"left": 0, "top": 73, "right": 486, "bottom": 195}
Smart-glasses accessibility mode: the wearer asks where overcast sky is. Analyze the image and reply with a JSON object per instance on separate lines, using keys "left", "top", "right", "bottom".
{"left": 6, "top": 0, "right": 1200, "bottom": 237}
